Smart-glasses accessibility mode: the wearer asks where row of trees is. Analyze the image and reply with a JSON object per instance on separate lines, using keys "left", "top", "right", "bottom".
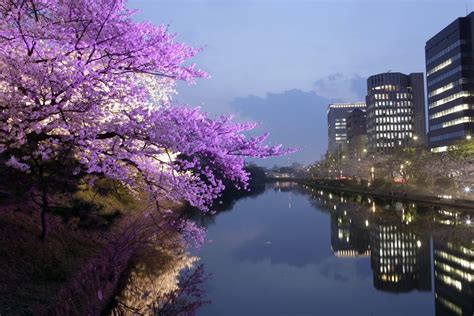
{"left": 309, "top": 140, "right": 473, "bottom": 193}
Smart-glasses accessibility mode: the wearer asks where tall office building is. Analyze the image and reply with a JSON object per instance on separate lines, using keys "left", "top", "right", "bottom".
{"left": 327, "top": 102, "right": 366, "bottom": 156}
{"left": 426, "top": 13, "right": 474, "bottom": 152}
{"left": 347, "top": 108, "right": 368, "bottom": 159}
{"left": 366, "top": 72, "right": 426, "bottom": 154}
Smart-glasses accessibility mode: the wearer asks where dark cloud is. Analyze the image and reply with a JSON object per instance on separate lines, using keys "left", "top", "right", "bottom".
{"left": 313, "top": 73, "right": 367, "bottom": 102}
{"left": 350, "top": 74, "right": 368, "bottom": 101}
{"left": 230, "top": 89, "right": 336, "bottom": 166}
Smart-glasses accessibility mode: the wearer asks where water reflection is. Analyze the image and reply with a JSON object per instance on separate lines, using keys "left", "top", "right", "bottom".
{"left": 107, "top": 235, "right": 210, "bottom": 315}
{"left": 330, "top": 205, "right": 370, "bottom": 258}
{"left": 371, "top": 224, "right": 431, "bottom": 293}
{"left": 112, "top": 182, "right": 473, "bottom": 315}
{"left": 434, "top": 242, "right": 474, "bottom": 316}
{"left": 324, "top": 191, "right": 432, "bottom": 293}
{"left": 303, "top": 183, "right": 473, "bottom": 315}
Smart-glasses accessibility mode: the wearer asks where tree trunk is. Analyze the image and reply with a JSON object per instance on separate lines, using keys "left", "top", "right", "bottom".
{"left": 40, "top": 188, "right": 49, "bottom": 240}
{"left": 40, "top": 207, "right": 48, "bottom": 240}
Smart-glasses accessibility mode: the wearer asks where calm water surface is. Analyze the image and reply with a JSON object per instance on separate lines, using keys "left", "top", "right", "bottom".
{"left": 192, "top": 183, "right": 474, "bottom": 316}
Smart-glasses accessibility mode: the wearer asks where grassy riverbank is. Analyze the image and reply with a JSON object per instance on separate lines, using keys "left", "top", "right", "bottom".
{"left": 0, "top": 207, "right": 103, "bottom": 315}
{"left": 0, "top": 178, "right": 152, "bottom": 315}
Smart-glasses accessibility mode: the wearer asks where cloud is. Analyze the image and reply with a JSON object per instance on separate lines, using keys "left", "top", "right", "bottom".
{"left": 313, "top": 73, "right": 367, "bottom": 102}
{"left": 230, "top": 89, "right": 336, "bottom": 166}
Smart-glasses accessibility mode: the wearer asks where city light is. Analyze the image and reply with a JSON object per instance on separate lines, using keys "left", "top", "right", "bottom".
{"left": 466, "top": 135, "right": 472, "bottom": 140}
{"left": 464, "top": 186, "right": 471, "bottom": 193}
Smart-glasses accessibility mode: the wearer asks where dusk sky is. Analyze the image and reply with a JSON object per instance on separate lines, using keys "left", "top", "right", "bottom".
{"left": 130, "top": 0, "right": 471, "bottom": 165}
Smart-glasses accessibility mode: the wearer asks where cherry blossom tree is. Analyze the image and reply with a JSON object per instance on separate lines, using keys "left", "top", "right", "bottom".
{"left": 0, "top": 0, "right": 290, "bottom": 239}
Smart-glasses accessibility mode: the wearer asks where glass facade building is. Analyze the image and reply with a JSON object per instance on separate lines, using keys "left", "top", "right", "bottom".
{"left": 426, "top": 13, "right": 474, "bottom": 152}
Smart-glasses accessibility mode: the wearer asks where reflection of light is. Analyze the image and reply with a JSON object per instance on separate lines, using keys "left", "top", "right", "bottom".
{"left": 436, "top": 250, "right": 474, "bottom": 269}
{"left": 438, "top": 194, "right": 453, "bottom": 200}
{"left": 436, "top": 296, "right": 463, "bottom": 316}
{"left": 436, "top": 273, "right": 463, "bottom": 291}
{"left": 435, "top": 261, "right": 474, "bottom": 282}
{"left": 365, "top": 220, "right": 369, "bottom": 227}
{"left": 417, "top": 240, "right": 422, "bottom": 248}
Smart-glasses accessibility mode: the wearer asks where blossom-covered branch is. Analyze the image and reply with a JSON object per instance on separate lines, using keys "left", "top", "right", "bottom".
{"left": 0, "top": 0, "right": 292, "bottom": 239}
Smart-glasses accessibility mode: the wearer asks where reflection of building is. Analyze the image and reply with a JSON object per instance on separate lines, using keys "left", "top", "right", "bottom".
{"left": 433, "top": 241, "right": 474, "bottom": 316}
{"left": 327, "top": 102, "right": 366, "bottom": 155}
{"left": 425, "top": 12, "right": 474, "bottom": 152}
{"left": 370, "top": 223, "right": 431, "bottom": 292}
{"left": 366, "top": 72, "right": 426, "bottom": 154}
{"left": 330, "top": 207, "right": 370, "bottom": 257}
{"left": 347, "top": 108, "right": 368, "bottom": 160}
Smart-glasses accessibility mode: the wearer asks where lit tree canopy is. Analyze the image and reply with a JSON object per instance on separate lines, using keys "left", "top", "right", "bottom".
{"left": 0, "top": 0, "right": 291, "bottom": 220}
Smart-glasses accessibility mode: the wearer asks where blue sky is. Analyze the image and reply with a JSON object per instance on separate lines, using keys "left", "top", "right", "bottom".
{"left": 129, "top": 0, "right": 471, "bottom": 165}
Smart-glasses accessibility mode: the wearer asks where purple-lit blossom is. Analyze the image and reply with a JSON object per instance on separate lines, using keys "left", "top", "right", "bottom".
{"left": 0, "top": 0, "right": 292, "bottom": 241}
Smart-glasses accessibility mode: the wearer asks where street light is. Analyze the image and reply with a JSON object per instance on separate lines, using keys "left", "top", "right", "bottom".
{"left": 464, "top": 186, "right": 471, "bottom": 193}
{"left": 467, "top": 135, "right": 472, "bottom": 140}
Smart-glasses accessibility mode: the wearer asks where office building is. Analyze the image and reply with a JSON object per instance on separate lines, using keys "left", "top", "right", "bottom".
{"left": 327, "top": 102, "right": 366, "bottom": 156}
{"left": 426, "top": 12, "right": 474, "bottom": 152}
{"left": 366, "top": 72, "right": 426, "bottom": 154}
{"left": 347, "top": 108, "right": 368, "bottom": 159}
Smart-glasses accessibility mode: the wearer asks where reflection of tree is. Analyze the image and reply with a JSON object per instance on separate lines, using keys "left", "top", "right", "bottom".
{"left": 154, "top": 264, "right": 210, "bottom": 316}
{"left": 213, "top": 183, "right": 266, "bottom": 212}
{"left": 186, "top": 183, "right": 267, "bottom": 228}
{"left": 110, "top": 240, "right": 201, "bottom": 315}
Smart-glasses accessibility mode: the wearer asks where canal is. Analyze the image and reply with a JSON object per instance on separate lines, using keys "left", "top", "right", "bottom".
{"left": 112, "top": 182, "right": 474, "bottom": 316}
{"left": 194, "top": 182, "right": 473, "bottom": 316}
